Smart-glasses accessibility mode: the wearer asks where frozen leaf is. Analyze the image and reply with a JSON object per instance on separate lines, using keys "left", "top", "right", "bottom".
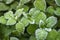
{"left": 6, "top": 18, "right": 16, "bottom": 25}
{"left": 3, "top": 0, "right": 14, "bottom": 4}
{"left": 0, "top": 3, "right": 9, "bottom": 11}
{"left": 4, "top": 11, "right": 14, "bottom": 19}
{"left": 55, "top": 0, "right": 60, "bottom": 6}
{"left": 46, "top": 16, "right": 57, "bottom": 28}
{"left": 34, "top": 0, "right": 46, "bottom": 11}
{"left": 35, "top": 12, "right": 46, "bottom": 24}
{"left": 35, "top": 28, "right": 48, "bottom": 40}
{"left": 0, "top": 16, "right": 7, "bottom": 24}
{"left": 20, "top": 17, "right": 29, "bottom": 27}
{"left": 15, "top": 8, "right": 24, "bottom": 19}
{"left": 29, "top": 8, "right": 40, "bottom": 16}
{"left": 29, "top": 8, "right": 46, "bottom": 24}
{"left": 16, "top": 22, "right": 25, "bottom": 33}
{"left": 54, "top": 7, "right": 60, "bottom": 16}
{"left": 10, "top": 37, "right": 19, "bottom": 40}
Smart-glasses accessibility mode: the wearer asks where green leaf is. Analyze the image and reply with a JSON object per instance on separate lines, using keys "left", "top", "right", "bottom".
{"left": 46, "top": 16, "right": 57, "bottom": 28}
{"left": 29, "top": 35, "right": 36, "bottom": 40}
{"left": 56, "top": 30, "right": 60, "bottom": 40}
{"left": 20, "top": 0, "right": 30, "bottom": 4}
{"left": 15, "top": 8, "right": 24, "bottom": 20}
{"left": 35, "top": 28, "right": 48, "bottom": 40}
{"left": 0, "top": 3, "right": 9, "bottom": 11}
{"left": 17, "top": 5, "right": 29, "bottom": 12}
{"left": 4, "top": 11, "right": 14, "bottom": 19}
{"left": 35, "top": 12, "right": 46, "bottom": 24}
{"left": 27, "top": 24, "right": 38, "bottom": 35}
{"left": 10, "top": 1, "right": 18, "bottom": 10}
{"left": 39, "top": 20, "right": 45, "bottom": 28}
{"left": 55, "top": 0, "right": 60, "bottom": 6}
{"left": 6, "top": 18, "right": 16, "bottom": 25}
{"left": 16, "top": 22, "right": 25, "bottom": 33}
{"left": 54, "top": 7, "right": 60, "bottom": 16}
{"left": 10, "top": 37, "right": 19, "bottom": 40}
{"left": 20, "top": 17, "right": 29, "bottom": 27}
{"left": 46, "top": 29, "right": 58, "bottom": 40}
{"left": 2, "top": 27, "right": 12, "bottom": 37}
{"left": 47, "top": 6, "right": 55, "bottom": 15}
{"left": 3, "top": 0, "right": 14, "bottom": 4}
{"left": 34, "top": 0, "right": 46, "bottom": 11}
{"left": 29, "top": 8, "right": 46, "bottom": 24}
{"left": 0, "top": 16, "right": 7, "bottom": 24}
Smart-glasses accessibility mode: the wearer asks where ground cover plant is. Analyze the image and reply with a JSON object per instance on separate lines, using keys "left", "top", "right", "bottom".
{"left": 0, "top": 0, "right": 60, "bottom": 40}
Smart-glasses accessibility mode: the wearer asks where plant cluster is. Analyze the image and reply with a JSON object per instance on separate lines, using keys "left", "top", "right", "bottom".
{"left": 0, "top": 0, "right": 60, "bottom": 40}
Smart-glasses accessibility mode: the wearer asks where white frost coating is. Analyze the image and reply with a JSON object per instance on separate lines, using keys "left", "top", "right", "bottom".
{"left": 39, "top": 20, "right": 45, "bottom": 27}
{"left": 55, "top": 0, "right": 60, "bottom": 6}
{"left": 35, "top": 28, "right": 48, "bottom": 40}
{"left": 45, "top": 28, "right": 52, "bottom": 32}
{"left": 29, "top": 19, "right": 35, "bottom": 24}
{"left": 46, "top": 16, "right": 57, "bottom": 28}
{"left": 23, "top": 12, "right": 28, "bottom": 18}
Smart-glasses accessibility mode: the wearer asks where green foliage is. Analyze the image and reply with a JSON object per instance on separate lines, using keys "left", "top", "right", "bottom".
{"left": 46, "top": 16, "right": 57, "bottom": 28}
{"left": 0, "top": 0, "right": 60, "bottom": 40}
{"left": 55, "top": 0, "right": 60, "bottom": 6}
{"left": 0, "top": 16, "right": 7, "bottom": 24}
{"left": 46, "top": 29, "right": 58, "bottom": 40}
{"left": 54, "top": 7, "right": 60, "bottom": 16}
{"left": 34, "top": 0, "right": 46, "bottom": 11}
{"left": 35, "top": 28, "right": 48, "bottom": 40}
{"left": 10, "top": 37, "right": 19, "bottom": 40}
{"left": 0, "top": 3, "right": 9, "bottom": 11}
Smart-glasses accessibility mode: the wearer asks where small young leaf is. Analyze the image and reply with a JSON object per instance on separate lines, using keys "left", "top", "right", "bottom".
{"left": 46, "top": 16, "right": 57, "bottom": 28}
{"left": 6, "top": 18, "right": 16, "bottom": 25}
{"left": 34, "top": 0, "right": 46, "bottom": 11}
{"left": 0, "top": 16, "right": 7, "bottom": 24}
